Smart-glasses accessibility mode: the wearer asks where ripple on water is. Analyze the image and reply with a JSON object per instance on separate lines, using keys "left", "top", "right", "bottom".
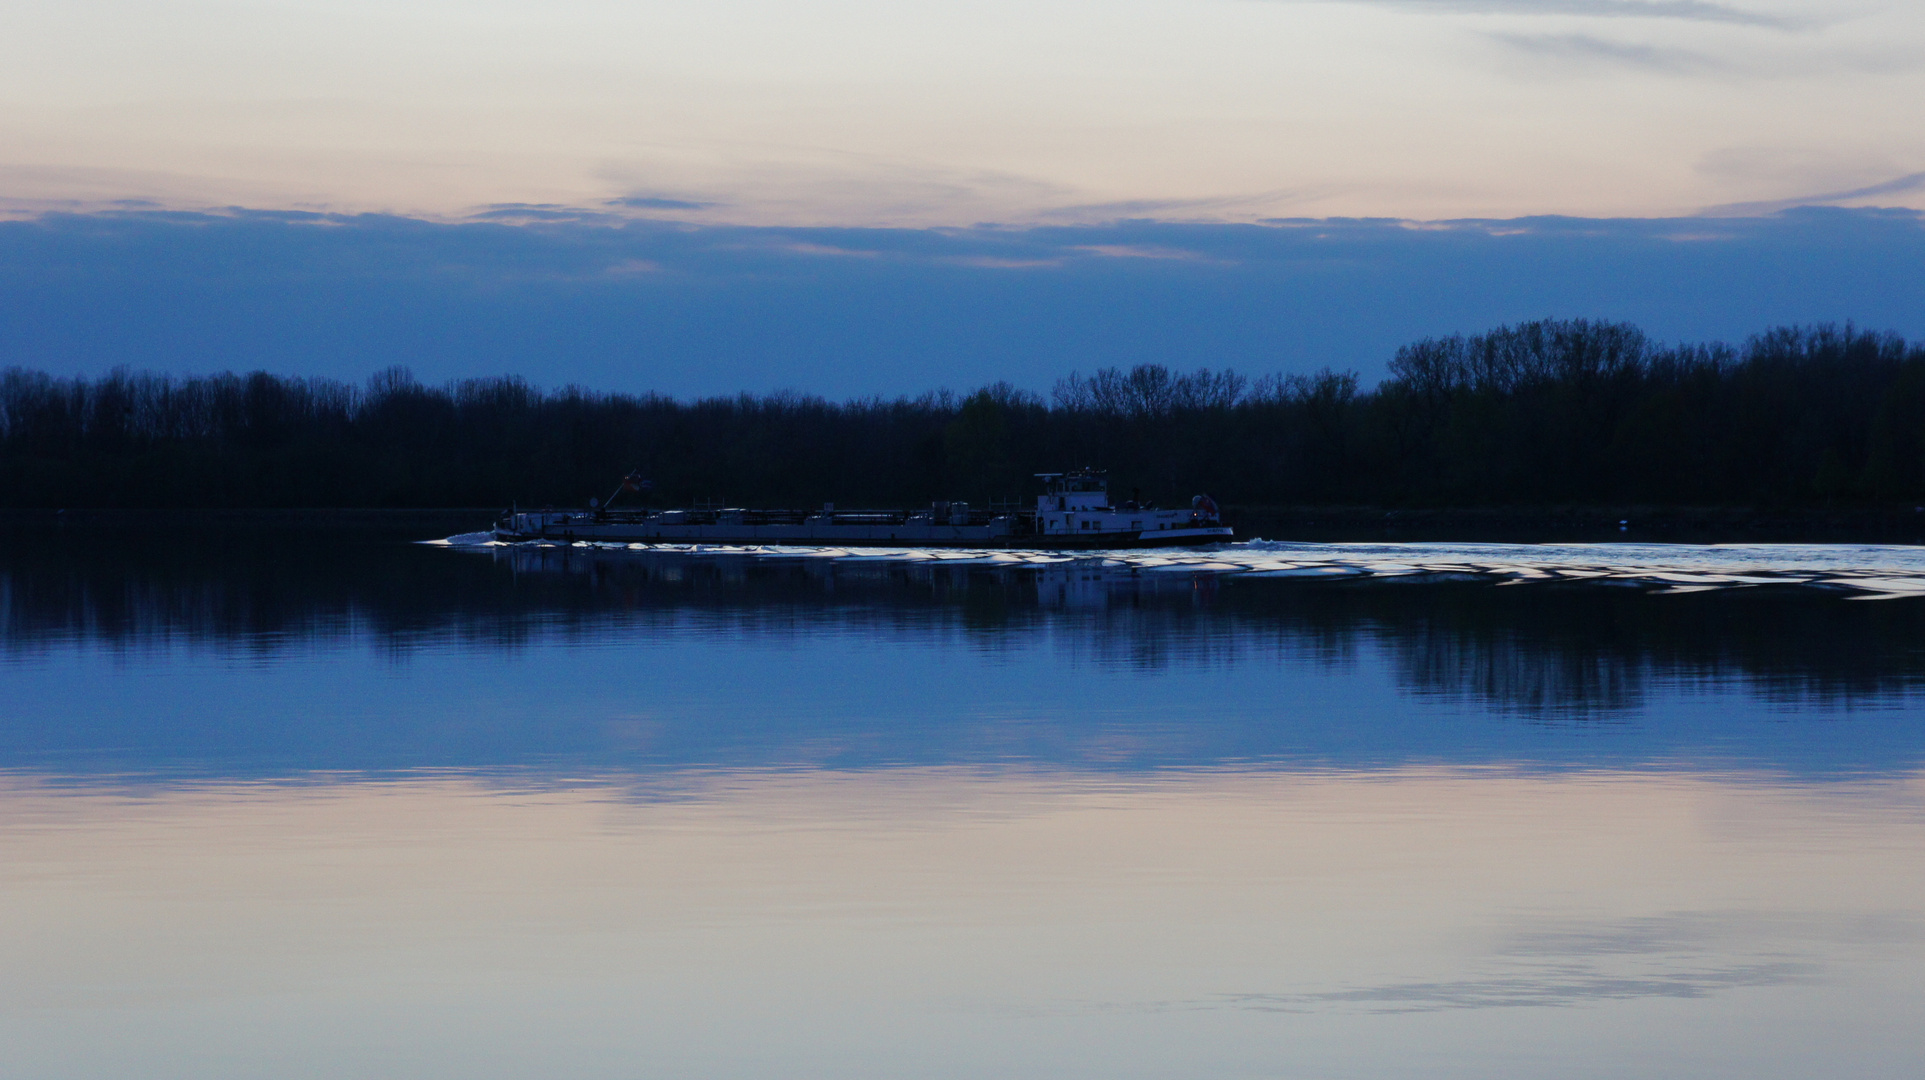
{"left": 437, "top": 536, "right": 1925, "bottom": 599}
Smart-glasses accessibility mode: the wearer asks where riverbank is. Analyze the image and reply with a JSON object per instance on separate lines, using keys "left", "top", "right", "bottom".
{"left": 1225, "top": 505, "right": 1925, "bottom": 545}
{"left": 7, "top": 505, "right": 1925, "bottom": 546}
{"left": 0, "top": 508, "right": 500, "bottom": 544}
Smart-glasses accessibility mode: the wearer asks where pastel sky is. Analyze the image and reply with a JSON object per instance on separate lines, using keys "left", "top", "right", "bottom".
{"left": 2, "top": 1, "right": 1922, "bottom": 392}
{"left": 4, "top": 0, "right": 1922, "bottom": 224}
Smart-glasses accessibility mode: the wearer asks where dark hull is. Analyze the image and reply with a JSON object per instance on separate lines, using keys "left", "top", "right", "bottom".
{"left": 495, "top": 521, "right": 1234, "bottom": 549}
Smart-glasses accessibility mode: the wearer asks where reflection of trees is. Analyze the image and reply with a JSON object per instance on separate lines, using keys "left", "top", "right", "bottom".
{"left": 1208, "top": 580, "right": 1925, "bottom": 716}
{"left": 1383, "top": 614, "right": 1647, "bottom": 719}
{"left": 1374, "top": 583, "right": 1925, "bottom": 714}
{"left": 6, "top": 525, "right": 1925, "bottom": 718}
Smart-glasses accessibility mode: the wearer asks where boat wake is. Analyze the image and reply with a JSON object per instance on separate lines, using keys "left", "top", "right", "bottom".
{"left": 430, "top": 535, "right": 1925, "bottom": 599}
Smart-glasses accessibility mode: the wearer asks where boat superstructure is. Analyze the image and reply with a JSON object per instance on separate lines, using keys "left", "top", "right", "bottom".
{"left": 1027, "top": 471, "right": 1230, "bottom": 543}
{"left": 493, "top": 469, "right": 1233, "bottom": 548}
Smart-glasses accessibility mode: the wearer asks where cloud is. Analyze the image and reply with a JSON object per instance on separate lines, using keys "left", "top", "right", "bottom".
{"left": 594, "top": 153, "right": 1074, "bottom": 228}
{"left": 1488, "top": 31, "right": 1727, "bottom": 72}
{"left": 602, "top": 259, "right": 665, "bottom": 276}
{"left": 1212, "top": 961, "right": 1814, "bottom": 1012}
{"left": 1036, "top": 188, "right": 1348, "bottom": 225}
{"left": 470, "top": 203, "right": 623, "bottom": 224}
{"left": 1071, "top": 245, "right": 1226, "bottom": 262}
{"left": 774, "top": 241, "right": 886, "bottom": 259}
{"left": 940, "top": 255, "right": 1066, "bottom": 270}
{"left": 1703, "top": 170, "right": 1925, "bottom": 216}
{"left": 607, "top": 196, "right": 713, "bottom": 211}
{"left": 1308, "top": 0, "right": 1800, "bottom": 28}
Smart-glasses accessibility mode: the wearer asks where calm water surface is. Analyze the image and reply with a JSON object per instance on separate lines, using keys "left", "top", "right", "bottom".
{"left": 3, "top": 525, "right": 1924, "bottom": 1079}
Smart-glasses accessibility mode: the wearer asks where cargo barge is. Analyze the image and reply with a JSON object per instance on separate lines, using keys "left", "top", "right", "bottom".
{"left": 493, "top": 470, "right": 1233, "bottom": 549}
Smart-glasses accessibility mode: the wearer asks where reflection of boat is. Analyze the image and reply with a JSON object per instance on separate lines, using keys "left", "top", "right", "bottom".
{"left": 493, "top": 469, "right": 1234, "bottom": 549}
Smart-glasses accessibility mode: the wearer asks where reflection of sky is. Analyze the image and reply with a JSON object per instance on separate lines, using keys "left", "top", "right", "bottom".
{"left": 7, "top": 541, "right": 1925, "bottom": 1076}
{"left": 3, "top": 769, "right": 1921, "bottom": 1079}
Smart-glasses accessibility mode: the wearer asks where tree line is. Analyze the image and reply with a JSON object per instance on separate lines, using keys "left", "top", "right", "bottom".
{"left": 3, "top": 320, "right": 1923, "bottom": 510}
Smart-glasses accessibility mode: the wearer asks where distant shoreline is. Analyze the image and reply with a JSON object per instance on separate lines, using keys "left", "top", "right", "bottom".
{"left": 6, "top": 506, "right": 1925, "bottom": 546}
{"left": 1227, "top": 505, "right": 1925, "bottom": 545}
{"left": 8, "top": 322, "right": 1925, "bottom": 521}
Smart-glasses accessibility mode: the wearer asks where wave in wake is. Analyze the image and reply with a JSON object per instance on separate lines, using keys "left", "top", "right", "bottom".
{"left": 431, "top": 536, "right": 1925, "bottom": 599}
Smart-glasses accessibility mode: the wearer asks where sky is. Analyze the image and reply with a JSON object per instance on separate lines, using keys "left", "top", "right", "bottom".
{"left": 1, "top": 0, "right": 1922, "bottom": 394}
{"left": 4, "top": 209, "right": 1922, "bottom": 396}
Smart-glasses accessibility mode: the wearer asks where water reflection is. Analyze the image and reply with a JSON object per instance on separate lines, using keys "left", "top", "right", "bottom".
{"left": 5, "top": 526, "right": 1925, "bottom": 1079}
{"left": 3, "top": 768, "right": 1920, "bottom": 1080}
{"left": 5, "top": 532, "right": 1925, "bottom": 776}
{"left": 487, "top": 543, "right": 1925, "bottom": 712}
{"left": 11, "top": 534, "right": 1925, "bottom": 685}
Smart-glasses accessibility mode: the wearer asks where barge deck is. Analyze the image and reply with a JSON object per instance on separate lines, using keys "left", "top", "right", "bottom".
{"left": 494, "top": 470, "right": 1233, "bottom": 549}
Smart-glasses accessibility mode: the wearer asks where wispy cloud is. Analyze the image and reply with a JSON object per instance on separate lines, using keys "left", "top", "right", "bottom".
{"left": 1299, "top": 0, "right": 1802, "bottom": 29}
{"left": 607, "top": 195, "right": 713, "bottom": 211}
{"left": 594, "top": 154, "right": 1072, "bottom": 229}
{"left": 774, "top": 241, "right": 886, "bottom": 259}
{"left": 1703, "top": 170, "right": 1925, "bottom": 215}
{"left": 941, "top": 255, "right": 1066, "bottom": 270}
{"left": 1072, "top": 244, "right": 1225, "bottom": 262}
{"left": 1488, "top": 31, "right": 1726, "bottom": 71}
{"left": 1037, "top": 188, "right": 1348, "bottom": 224}
{"left": 1210, "top": 962, "right": 1815, "bottom": 1012}
{"left": 470, "top": 203, "right": 623, "bottom": 224}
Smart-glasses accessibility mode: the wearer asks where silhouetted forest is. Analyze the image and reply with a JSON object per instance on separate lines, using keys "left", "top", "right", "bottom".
{"left": 4, "top": 320, "right": 1922, "bottom": 510}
